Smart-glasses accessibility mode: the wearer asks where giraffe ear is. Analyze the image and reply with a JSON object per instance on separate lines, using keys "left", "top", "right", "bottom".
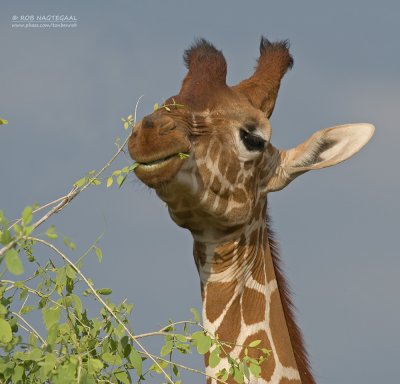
{"left": 266, "top": 123, "right": 375, "bottom": 192}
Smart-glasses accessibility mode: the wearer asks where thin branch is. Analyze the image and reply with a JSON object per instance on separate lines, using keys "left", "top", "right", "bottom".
{"left": 27, "top": 236, "right": 174, "bottom": 384}
{"left": 8, "top": 194, "right": 74, "bottom": 230}
{"left": 140, "top": 351, "right": 225, "bottom": 384}
{"left": 159, "top": 320, "right": 199, "bottom": 331}
{"left": 12, "top": 311, "right": 47, "bottom": 346}
{"left": 2, "top": 279, "right": 91, "bottom": 333}
{"left": 1, "top": 97, "right": 142, "bottom": 259}
{"left": 0, "top": 186, "right": 79, "bottom": 258}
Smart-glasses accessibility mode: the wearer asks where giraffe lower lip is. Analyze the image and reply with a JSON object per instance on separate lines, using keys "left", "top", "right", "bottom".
{"left": 133, "top": 152, "right": 189, "bottom": 187}
{"left": 136, "top": 153, "right": 180, "bottom": 171}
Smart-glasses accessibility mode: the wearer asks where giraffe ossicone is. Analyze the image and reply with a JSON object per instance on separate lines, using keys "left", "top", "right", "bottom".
{"left": 128, "top": 37, "right": 374, "bottom": 384}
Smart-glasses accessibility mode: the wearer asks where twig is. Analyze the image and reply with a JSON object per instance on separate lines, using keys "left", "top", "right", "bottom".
{"left": 8, "top": 194, "right": 74, "bottom": 230}
{"left": 1, "top": 96, "right": 143, "bottom": 258}
{"left": 139, "top": 351, "right": 224, "bottom": 384}
{"left": 27, "top": 236, "right": 174, "bottom": 384}
{"left": 0, "top": 186, "right": 79, "bottom": 258}
{"left": 12, "top": 311, "right": 47, "bottom": 346}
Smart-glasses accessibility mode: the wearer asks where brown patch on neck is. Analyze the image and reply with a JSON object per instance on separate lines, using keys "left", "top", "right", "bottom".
{"left": 267, "top": 213, "right": 316, "bottom": 384}
{"left": 242, "top": 287, "right": 266, "bottom": 325}
{"left": 240, "top": 330, "right": 275, "bottom": 382}
{"left": 205, "top": 281, "right": 236, "bottom": 323}
{"left": 215, "top": 295, "right": 241, "bottom": 354}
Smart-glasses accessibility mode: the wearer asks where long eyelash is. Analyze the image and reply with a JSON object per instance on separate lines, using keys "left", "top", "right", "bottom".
{"left": 240, "top": 129, "right": 266, "bottom": 151}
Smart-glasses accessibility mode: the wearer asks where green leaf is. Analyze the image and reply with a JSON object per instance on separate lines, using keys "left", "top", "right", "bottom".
{"left": 43, "top": 306, "right": 61, "bottom": 330}
{"left": 175, "top": 334, "right": 187, "bottom": 343}
{"left": 106, "top": 176, "right": 113, "bottom": 187}
{"left": 218, "top": 368, "right": 229, "bottom": 381}
{"left": 20, "top": 305, "right": 35, "bottom": 315}
{"left": 74, "top": 177, "right": 86, "bottom": 188}
{"left": 88, "top": 358, "right": 103, "bottom": 373}
{"left": 19, "top": 287, "right": 28, "bottom": 301}
{"left": 89, "top": 178, "right": 101, "bottom": 186}
{"left": 0, "top": 118, "right": 8, "bottom": 125}
{"left": 12, "top": 365, "right": 24, "bottom": 382}
{"left": 178, "top": 152, "right": 190, "bottom": 160}
{"left": 96, "top": 288, "right": 112, "bottom": 295}
{"left": 117, "top": 174, "right": 127, "bottom": 188}
{"left": 209, "top": 348, "right": 221, "bottom": 368}
{"left": 0, "top": 318, "right": 12, "bottom": 343}
{"left": 114, "top": 371, "right": 130, "bottom": 384}
{"left": 29, "top": 332, "right": 38, "bottom": 347}
{"left": 196, "top": 334, "right": 212, "bottom": 355}
{"left": 71, "top": 294, "right": 82, "bottom": 315}
{"left": 190, "top": 307, "right": 200, "bottom": 322}
{"left": 13, "top": 223, "right": 22, "bottom": 235}
{"left": 249, "top": 363, "right": 261, "bottom": 378}
{"left": 27, "top": 348, "right": 43, "bottom": 361}
{"left": 22, "top": 206, "right": 33, "bottom": 225}
{"left": 233, "top": 365, "right": 245, "bottom": 384}
{"left": 65, "top": 265, "right": 76, "bottom": 279}
{"left": 160, "top": 340, "right": 173, "bottom": 356}
{"left": 39, "top": 353, "right": 57, "bottom": 375}
{"left": 261, "top": 348, "right": 270, "bottom": 355}
{"left": 153, "top": 103, "right": 159, "bottom": 111}
{"left": 95, "top": 247, "right": 103, "bottom": 263}
{"left": 149, "top": 360, "right": 168, "bottom": 374}
{"left": 46, "top": 323, "right": 58, "bottom": 344}
{"left": 129, "top": 349, "right": 142, "bottom": 376}
{"left": 243, "top": 361, "right": 250, "bottom": 380}
{"left": 63, "top": 236, "right": 76, "bottom": 250}
{"left": 124, "top": 122, "right": 129, "bottom": 130}
{"left": 46, "top": 225, "right": 58, "bottom": 239}
{"left": 5, "top": 249, "right": 24, "bottom": 275}
{"left": 102, "top": 352, "right": 122, "bottom": 366}
{"left": 0, "top": 227, "right": 12, "bottom": 245}
{"left": 248, "top": 339, "right": 261, "bottom": 348}
{"left": 56, "top": 267, "right": 67, "bottom": 291}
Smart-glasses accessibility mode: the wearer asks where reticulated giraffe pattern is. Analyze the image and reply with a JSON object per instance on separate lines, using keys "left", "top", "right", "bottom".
{"left": 128, "top": 37, "right": 374, "bottom": 383}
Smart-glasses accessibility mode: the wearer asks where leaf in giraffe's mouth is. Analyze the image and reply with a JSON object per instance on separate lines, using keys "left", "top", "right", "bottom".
{"left": 133, "top": 152, "right": 190, "bottom": 170}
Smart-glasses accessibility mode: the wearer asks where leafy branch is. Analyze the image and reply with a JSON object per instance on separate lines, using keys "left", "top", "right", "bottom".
{"left": 0, "top": 100, "right": 267, "bottom": 383}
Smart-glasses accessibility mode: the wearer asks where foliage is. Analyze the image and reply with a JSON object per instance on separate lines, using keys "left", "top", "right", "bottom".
{"left": 0, "top": 107, "right": 269, "bottom": 383}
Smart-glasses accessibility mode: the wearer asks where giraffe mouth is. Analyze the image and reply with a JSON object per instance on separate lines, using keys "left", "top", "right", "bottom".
{"left": 135, "top": 152, "right": 187, "bottom": 170}
{"left": 133, "top": 152, "right": 190, "bottom": 187}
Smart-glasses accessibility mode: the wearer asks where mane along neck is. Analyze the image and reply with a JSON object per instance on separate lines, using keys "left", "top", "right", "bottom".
{"left": 266, "top": 214, "right": 315, "bottom": 384}
{"left": 193, "top": 207, "right": 315, "bottom": 384}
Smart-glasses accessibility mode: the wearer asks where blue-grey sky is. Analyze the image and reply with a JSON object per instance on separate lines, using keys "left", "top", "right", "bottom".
{"left": 1, "top": 1, "right": 399, "bottom": 383}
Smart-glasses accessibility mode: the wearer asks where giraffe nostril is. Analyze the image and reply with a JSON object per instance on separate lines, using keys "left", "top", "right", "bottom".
{"left": 142, "top": 116, "right": 155, "bottom": 129}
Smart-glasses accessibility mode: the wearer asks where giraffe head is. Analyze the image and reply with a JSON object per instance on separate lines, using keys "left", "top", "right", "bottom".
{"left": 128, "top": 38, "right": 374, "bottom": 239}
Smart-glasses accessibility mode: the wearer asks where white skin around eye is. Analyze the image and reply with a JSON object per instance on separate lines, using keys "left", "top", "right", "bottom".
{"left": 235, "top": 121, "right": 271, "bottom": 162}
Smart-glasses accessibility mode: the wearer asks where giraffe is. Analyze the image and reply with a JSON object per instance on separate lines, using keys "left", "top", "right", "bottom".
{"left": 128, "top": 38, "right": 374, "bottom": 384}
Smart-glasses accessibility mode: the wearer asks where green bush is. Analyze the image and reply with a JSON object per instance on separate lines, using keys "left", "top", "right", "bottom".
{"left": 0, "top": 108, "right": 268, "bottom": 383}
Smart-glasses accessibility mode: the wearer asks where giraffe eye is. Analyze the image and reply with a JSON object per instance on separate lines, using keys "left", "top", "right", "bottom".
{"left": 240, "top": 129, "right": 266, "bottom": 151}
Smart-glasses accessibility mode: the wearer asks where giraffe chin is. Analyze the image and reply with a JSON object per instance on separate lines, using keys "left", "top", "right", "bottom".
{"left": 133, "top": 155, "right": 184, "bottom": 188}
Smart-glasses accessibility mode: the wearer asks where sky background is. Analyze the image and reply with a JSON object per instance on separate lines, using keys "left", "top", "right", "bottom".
{"left": 1, "top": 1, "right": 399, "bottom": 383}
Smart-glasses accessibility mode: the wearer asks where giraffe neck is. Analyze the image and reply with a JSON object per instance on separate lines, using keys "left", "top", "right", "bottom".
{"left": 193, "top": 212, "right": 313, "bottom": 384}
